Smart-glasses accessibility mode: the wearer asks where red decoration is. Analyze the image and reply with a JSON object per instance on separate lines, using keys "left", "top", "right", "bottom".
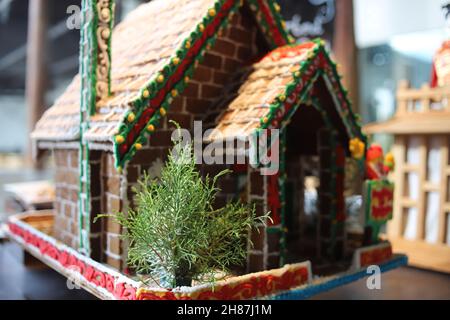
{"left": 365, "top": 144, "right": 391, "bottom": 180}
{"left": 371, "top": 188, "right": 393, "bottom": 220}
{"left": 335, "top": 145, "right": 346, "bottom": 222}
{"left": 9, "top": 220, "right": 310, "bottom": 300}
{"left": 137, "top": 265, "right": 309, "bottom": 300}
{"left": 256, "top": 0, "right": 288, "bottom": 47}
{"left": 360, "top": 245, "right": 392, "bottom": 267}
{"left": 267, "top": 172, "right": 281, "bottom": 226}
{"left": 431, "top": 40, "right": 450, "bottom": 88}
{"left": 263, "top": 42, "right": 316, "bottom": 62}
{"left": 8, "top": 222, "right": 138, "bottom": 300}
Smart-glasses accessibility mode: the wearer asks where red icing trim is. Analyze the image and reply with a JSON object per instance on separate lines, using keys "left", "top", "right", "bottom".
{"left": 267, "top": 172, "right": 281, "bottom": 226}
{"left": 8, "top": 222, "right": 138, "bottom": 300}
{"left": 360, "top": 245, "right": 392, "bottom": 267}
{"left": 256, "top": 0, "right": 286, "bottom": 47}
{"left": 137, "top": 265, "right": 309, "bottom": 300}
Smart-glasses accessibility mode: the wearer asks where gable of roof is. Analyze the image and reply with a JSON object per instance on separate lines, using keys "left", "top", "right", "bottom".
{"left": 32, "top": 0, "right": 291, "bottom": 169}
{"left": 205, "top": 40, "right": 364, "bottom": 144}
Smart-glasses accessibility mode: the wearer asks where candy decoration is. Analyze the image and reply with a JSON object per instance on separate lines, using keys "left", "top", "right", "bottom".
{"left": 115, "top": 135, "right": 125, "bottom": 144}
{"left": 384, "top": 152, "right": 395, "bottom": 171}
{"left": 172, "top": 57, "right": 180, "bottom": 66}
{"left": 127, "top": 112, "right": 135, "bottom": 123}
{"left": 146, "top": 124, "right": 155, "bottom": 132}
{"left": 349, "top": 137, "right": 365, "bottom": 160}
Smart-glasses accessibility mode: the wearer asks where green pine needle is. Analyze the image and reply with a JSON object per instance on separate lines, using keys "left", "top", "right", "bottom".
{"left": 97, "top": 129, "right": 268, "bottom": 288}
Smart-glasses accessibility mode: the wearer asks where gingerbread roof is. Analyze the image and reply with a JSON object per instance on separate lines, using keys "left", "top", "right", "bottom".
{"left": 31, "top": 0, "right": 290, "bottom": 146}
{"left": 205, "top": 41, "right": 363, "bottom": 143}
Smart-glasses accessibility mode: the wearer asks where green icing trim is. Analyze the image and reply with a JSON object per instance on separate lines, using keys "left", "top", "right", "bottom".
{"left": 78, "top": 0, "right": 99, "bottom": 254}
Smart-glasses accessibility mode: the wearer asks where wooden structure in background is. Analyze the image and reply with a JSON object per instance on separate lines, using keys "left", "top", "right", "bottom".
{"left": 333, "top": 0, "right": 359, "bottom": 112}
{"left": 25, "top": 0, "right": 48, "bottom": 167}
{"left": 364, "top": 80, "right": 450, "bottom": 273}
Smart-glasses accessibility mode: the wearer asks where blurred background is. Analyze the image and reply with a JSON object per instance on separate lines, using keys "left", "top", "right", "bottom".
{"left": 0, "top": 0, "right": 449, "bottom": 299}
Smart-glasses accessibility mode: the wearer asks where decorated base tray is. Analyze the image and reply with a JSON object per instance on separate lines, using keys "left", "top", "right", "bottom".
{"left": 6, "top": 211, "right": 407, "bottom": 300}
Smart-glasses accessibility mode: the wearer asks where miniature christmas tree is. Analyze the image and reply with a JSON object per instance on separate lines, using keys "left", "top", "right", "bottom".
{"left": 100, "top": 127, "right": 266, "bottom": 288}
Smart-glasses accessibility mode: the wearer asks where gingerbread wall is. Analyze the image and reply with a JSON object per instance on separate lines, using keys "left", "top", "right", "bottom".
{"left": 53, "top": 149, "right": 80, "bottom": 249}
{"left": 96, "top": 152, "right": 125, "bottom": 270}
{"left": 51, "top": 148, "right": 125, "bottom": 271}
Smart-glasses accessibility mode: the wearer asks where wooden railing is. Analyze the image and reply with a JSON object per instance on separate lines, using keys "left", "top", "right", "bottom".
{"left": 396, "top": 80, "right": 450, "bottom": 115}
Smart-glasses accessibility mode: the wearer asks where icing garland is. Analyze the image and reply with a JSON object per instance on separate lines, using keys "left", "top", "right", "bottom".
{"left": 111, "top": 0, "right": 292, "bottom": 170}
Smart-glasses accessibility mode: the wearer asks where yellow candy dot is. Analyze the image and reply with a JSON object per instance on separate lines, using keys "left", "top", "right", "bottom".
{"left": 279, "top": 95, "right": 286, "bottom": 102}
{"left": 157, "top": 74, "right": 164, "bottom": 83}
{"left": 135, "top": 143, "right": 143, "bottom": 150}
{"left": 115, "top": 135, "right": 125, "bottom": 144}
{"left": 184, "top": 76, "right": 190, "bottom": 83}
{"left": 185, "top": 40, "right": 191, "bottom": 49}
{"left": 127, "top": 113, "right": 135, "bottom": 123}
{"left": 142, "top": 89, "right": 150, "bottom": 98}
{"left": 147, "top": 124, "right": 155, "bottom": 132}
{"left": 171, "top": 89, "right": 178, "bottom": 97}
{"left": 199, "top": 23, "right": 205, "bottom": 32}
{"left": 159, "top": 108, "right": 166, "bottom": 116}
{"left": 209, "top": 8, "right": 216, "bottom": 17}
{"left": 172, "top": 57, "right": 180, "bottom": 66}
{"left": 262, "top": 117, "right": 269, "bottom": 124}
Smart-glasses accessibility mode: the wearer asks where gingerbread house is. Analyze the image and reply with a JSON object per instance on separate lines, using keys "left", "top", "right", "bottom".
{"left": 6, "top": 0, "right": 406, "bottom": 300}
